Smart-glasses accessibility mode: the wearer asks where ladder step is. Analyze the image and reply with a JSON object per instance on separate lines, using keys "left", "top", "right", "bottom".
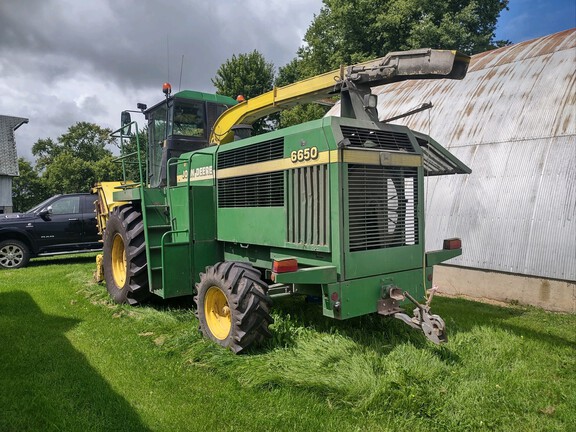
{"left": 148, "top": 224, "right": 172, "bottom": 229}
{"left": 148, "top": 242, "right": 186, "bottom": 253}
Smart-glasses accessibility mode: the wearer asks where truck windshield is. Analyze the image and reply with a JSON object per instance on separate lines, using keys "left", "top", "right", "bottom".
{"left": 26, "top": 197, "right": 55, "bottom": 214}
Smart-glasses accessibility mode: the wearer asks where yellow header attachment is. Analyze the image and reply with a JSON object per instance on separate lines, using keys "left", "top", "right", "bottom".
{"left": 209, "top": 67, "right": 345, "bottom": 145}
{"left": 92, "top": 181, "right": 132, "bottom": 236}
{"left": 209, "top": 49, "right": 470, "bottom": 145}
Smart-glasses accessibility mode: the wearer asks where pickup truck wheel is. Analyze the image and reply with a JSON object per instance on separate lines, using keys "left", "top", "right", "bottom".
{"left": 0, "top": 240, "right": 30, "bottom": 269}
{"left": 102, "top": 205, "right": 150, "bottom": 305}
{"left": 195, "top": 262, "right": 273, "bottom": 354}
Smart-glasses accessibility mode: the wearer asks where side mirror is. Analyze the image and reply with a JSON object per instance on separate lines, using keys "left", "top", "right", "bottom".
{"left": 38, "top": 206, "right": 52, "bottom": 219}
{"left": 121, "top": 111, "right": 132, "bottom": 136}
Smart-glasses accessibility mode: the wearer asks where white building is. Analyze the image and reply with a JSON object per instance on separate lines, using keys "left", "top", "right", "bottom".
{"left": 0, "top": 115, "right": 29, "bottom": 214}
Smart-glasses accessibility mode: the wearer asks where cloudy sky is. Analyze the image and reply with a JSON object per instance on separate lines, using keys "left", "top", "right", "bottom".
{"left": 1, "top": 0, "right": 574, "bottom": 162}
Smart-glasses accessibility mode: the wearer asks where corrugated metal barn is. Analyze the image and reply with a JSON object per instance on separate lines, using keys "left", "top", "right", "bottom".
{"left": 330, "top": 29, "right": 576, "bottom": 311}
{"left": 0, "top": 115, "right": 28, "bottom": 213}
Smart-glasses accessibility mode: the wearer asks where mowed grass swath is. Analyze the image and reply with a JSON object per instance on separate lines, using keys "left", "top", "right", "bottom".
{"left": 1, "top": 255, "right": 574, "bottom": 431}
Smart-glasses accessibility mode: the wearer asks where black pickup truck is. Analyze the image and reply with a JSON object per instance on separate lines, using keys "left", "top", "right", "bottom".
{"left": 0, "top": 193, "right": 101, "bottom": 269}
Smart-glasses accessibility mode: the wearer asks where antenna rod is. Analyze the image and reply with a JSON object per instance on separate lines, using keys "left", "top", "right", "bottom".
{"left": 166, "top": 34, "right": 170, "bottom": 81}
{"left": 179, "top": 55, "right": 184, "bottom": 92}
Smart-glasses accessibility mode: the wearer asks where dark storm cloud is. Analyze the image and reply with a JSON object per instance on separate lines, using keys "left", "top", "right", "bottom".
{"left": 0, "top": 0, "right": 171, "bottom": 87}
{"left": 0, "top": 0, "right": 322, "bottom": 161}
{"left": 0, "top": 0, "right": 318, "bottom": 90}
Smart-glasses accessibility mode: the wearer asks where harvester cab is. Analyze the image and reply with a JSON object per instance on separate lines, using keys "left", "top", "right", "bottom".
{"left": 96, "top": 48, "right": 472, "bottom": 353}
{"left": 121, "top": 85, "right": 237, "bottom": 187}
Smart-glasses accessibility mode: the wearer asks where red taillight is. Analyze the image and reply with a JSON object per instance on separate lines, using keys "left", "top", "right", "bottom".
{"left": 443, "top": 238, "right": 462, "bottom": 250}
{"left": 272, "top": 258, "right": 298, "bottom": 273}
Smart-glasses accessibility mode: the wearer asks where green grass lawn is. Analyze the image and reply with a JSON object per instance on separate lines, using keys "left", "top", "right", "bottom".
{"left": 1, "top": 255, "right": 574, "bottom": 431}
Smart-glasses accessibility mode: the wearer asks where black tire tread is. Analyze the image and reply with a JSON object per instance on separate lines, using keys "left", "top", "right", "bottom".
{"left": 194, "top": 261, "right": 273, "bottom": 353}
{"left": 103, "top": 205, "right": 150, "bottom": 304}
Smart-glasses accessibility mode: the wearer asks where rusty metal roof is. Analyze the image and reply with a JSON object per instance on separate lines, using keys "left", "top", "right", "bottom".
{"left": 330, "top": 29, "right": 576, "bottom": 281}
{"left": 0, "top": 115, "right": 28, "bottom": 177}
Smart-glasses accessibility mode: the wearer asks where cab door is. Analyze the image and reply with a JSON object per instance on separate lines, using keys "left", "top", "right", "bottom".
{"left": 35, "top": 195, "right": 84, "bottom": 252}
{"left": 80, "top": 194, "right": 100, "bottom": 245}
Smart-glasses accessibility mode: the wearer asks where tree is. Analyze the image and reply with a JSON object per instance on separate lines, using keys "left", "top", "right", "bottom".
{"left": 275, "top": 58, "right": 332, "bottom": 128}
{"left": 278, "top": 104, "right": 330, "bottom": 129}
{"left": 273, "top": 0, "right": 508, "bottom": 126}
{"left": 43, "top": 152, "right": 95, "bottom": 194}
{"left": 32, "top": 122, "right": 115, "bottom": 171}
{"left": 212, "top": 50, "right": 275, "bottom": 100}
{"left": 30, "top": 122, "right": 121, "bottom": 195}
{"left": 275, "top": 58, "right": 302, "bottom": 88}
{"left": 299, "top": 0, "right": 510, "bottom": 75}
{"left": 212, "top": 50, "right": 276, "bottom": 134}
{"left": 12, "top": 158, "right": 48, "bottom": 212}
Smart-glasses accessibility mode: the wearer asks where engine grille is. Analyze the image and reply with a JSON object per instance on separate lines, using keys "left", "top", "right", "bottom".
{"left": 287, "top": 165, "right": 329, "bottom": 246}
{"left": 341, "top": 126, "right": 415, "bottom": 153}
{"left": 217, "top": 138, "right": 284, "bottom": 169}
{"left": 347, "top": 165, "right": 418, "bottom": 251}
{"left": 218, "top": 172, "right": 284, "bottom": 207}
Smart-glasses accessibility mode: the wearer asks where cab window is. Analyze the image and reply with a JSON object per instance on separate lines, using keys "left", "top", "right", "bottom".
{"left": 51, "top": 196, "right": 80, "bottom": 215}
{"left": 81, "top": 195, "right": 96, "bottom": 214}
{"left": 148, "top": 104, "right": 167, "bottom": 186}
{"left": 173, "top": 102, "right": 205, "bottom": 137}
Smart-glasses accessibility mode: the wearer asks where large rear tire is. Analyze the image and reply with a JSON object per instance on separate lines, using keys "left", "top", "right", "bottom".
{"left": 195, "top": 262, "right": 273, "bottom": 353}
{"left": 102, "top": 205, "right": 150, "bottom": 305}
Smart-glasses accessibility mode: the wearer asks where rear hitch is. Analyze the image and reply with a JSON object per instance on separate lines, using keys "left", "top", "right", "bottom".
{"left": 377, "top": 286, "right": 447, "bottom": 344}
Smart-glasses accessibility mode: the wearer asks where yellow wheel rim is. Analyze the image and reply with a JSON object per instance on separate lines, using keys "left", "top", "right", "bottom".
{"left": 204, "top": 286, "right": 231, "bottom": 340}
{"left": 111, "top": 233, "right": 126, "bottom": 288}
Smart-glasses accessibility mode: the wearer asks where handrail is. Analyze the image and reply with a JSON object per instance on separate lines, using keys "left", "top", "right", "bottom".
{"left": 166, "top": 151, "right": 215, "bottom": 189}
{"left": 160, "top": 229, "right": 189, "bottom": 281}
{"left": 165, "top": 151, "right": 216, "bottom": 239}
{"left": 110, "top": 121, "right": 145, "bottom": 185}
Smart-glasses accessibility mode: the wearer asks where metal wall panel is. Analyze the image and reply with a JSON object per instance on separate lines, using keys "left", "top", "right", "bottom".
{"left": 424, "top": 137, "right": 575, "bottom": 281}
{"left": 0, "top": 176, "right": 13, "bottom": 208}
{"left": 328, "top": 29, "right": 576, "bottom": 281}
{"left": 0, "top": 115, "right": 28, "bottom": 176}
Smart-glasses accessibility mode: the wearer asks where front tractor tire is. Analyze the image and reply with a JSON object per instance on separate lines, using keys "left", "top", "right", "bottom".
{"left": 102, "top": 205, "right": 150, "bottom": 305}
{"left": 195, "top": 262, "right": 273, "bottom": 354}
